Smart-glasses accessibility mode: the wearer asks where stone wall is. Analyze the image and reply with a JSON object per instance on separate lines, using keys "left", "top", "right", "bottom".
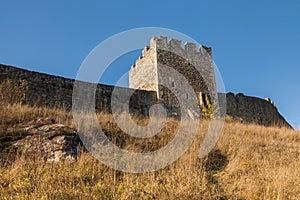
{"left": 0, "top": 64, "right": 157, "bottom": 116}
{"left": 0, "top": 64, "right": 291, "bottom": 128}
{"left": 226, "top": 93, "right": 291, "bottom": 128}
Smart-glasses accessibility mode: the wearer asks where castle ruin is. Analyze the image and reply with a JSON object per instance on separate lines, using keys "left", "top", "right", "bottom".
{"left": 0, "top": 36, "right": 292, "bottom": 128}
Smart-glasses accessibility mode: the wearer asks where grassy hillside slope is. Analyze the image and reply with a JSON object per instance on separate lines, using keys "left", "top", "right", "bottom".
{"left": 0, "top": 104, "right": 299, "bottom": 199}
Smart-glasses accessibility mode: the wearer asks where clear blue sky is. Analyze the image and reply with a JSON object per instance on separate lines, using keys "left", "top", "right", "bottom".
{"left": 0, "top": 1, "right": 299, "bottom": 128}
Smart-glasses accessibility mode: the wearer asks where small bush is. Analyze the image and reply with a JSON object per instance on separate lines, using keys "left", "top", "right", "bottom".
{"left": 225, "top": 115, "right": 234, "bottom": 123}
{"left": 201, "top": 102, "right": 219, "bottom": 120}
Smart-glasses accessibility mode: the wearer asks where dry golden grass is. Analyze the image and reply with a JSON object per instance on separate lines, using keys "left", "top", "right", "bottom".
{"left": 0, "top": 104, "right": 299, "bottom": 199}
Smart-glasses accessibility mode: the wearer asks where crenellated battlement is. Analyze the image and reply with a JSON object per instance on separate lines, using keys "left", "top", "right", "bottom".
{"left": 131, "top": 36, "right": 213, "bottom": 71}
{"left": 150, "top": 36, "right": 212, "bottom": 57}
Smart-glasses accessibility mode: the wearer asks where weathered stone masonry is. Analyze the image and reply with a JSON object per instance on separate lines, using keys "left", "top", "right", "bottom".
{"left": 129, "top": 36, "right": 216, "bottom": 107}
{"left": 0, "top": 64, "right": 157, "bottom": 116}
{"left": 226, "top": 93, "right": 290, "bottom": 127}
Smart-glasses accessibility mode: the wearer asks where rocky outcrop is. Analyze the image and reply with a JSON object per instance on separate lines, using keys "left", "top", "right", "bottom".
{"left": 13, "top": 123, "right": 81, "bottom": 162}
{"left": 0, "top": 118, "right": 81, "bottom": 165}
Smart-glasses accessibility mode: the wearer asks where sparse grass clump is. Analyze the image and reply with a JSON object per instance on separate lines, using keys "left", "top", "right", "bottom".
{"left": 0, "top": 79, "right": 28, "bottom": 106}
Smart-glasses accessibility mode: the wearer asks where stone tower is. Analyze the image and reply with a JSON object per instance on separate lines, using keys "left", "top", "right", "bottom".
{"left": 129, "top": 36, "right": 217, "bottom": 109}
